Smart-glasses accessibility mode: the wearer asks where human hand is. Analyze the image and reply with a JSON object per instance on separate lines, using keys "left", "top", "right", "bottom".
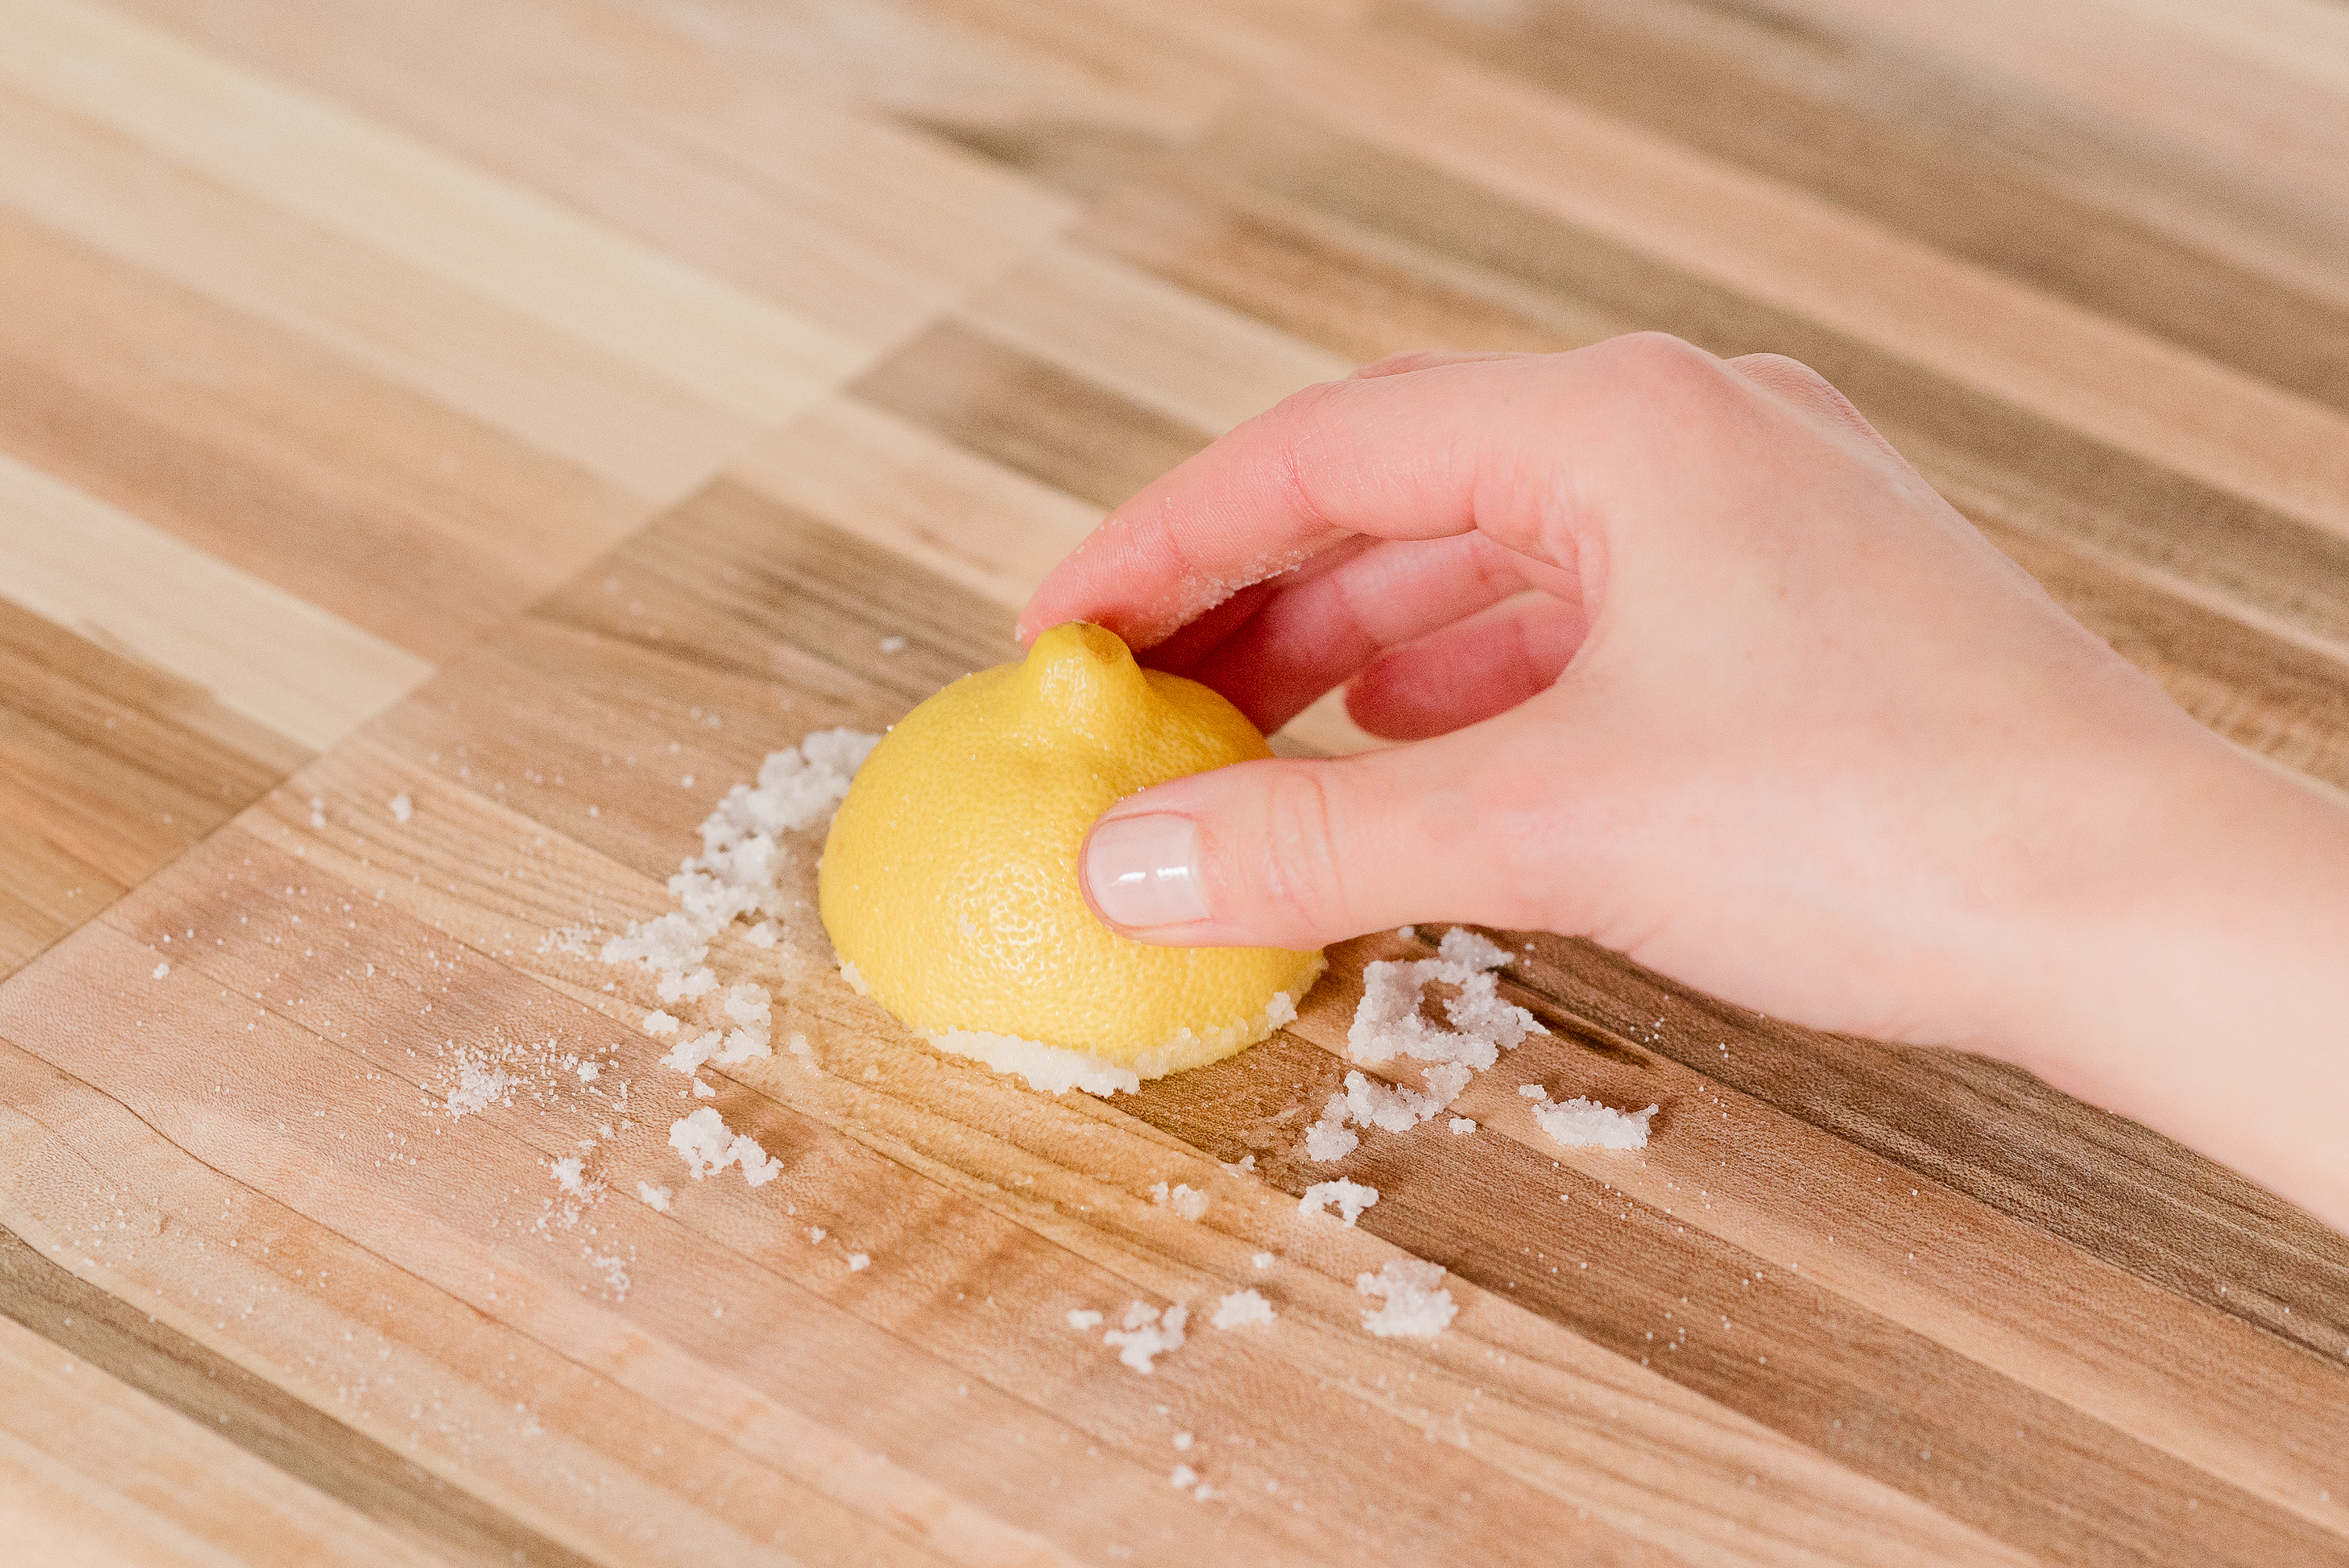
{"left": 1019, "top": 335, "right": 2349, "bottom": 1229}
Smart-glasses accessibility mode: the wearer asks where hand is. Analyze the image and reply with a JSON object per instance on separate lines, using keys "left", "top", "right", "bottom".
{"left": 1020, "top": 335, "right": 2349, "bottom": 1231}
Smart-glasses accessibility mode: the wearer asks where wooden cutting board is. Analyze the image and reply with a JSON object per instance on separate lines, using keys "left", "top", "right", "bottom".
{"left": 3, "top": 484, "right": 2343, "bottom": 1568}
{"left": 4, "top": 0, "right": 2349, "bottom": 1563}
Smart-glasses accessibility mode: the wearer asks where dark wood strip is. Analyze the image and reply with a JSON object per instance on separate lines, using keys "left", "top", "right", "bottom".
{"left": 906, "top": 116, "right": 1183, "bottom": 204}
{"left": 0, "top": 1200, "right": 600, "bottom": 1568}
{"left": 0, "top": 597, "right": 303, "bottom": 978}
{"left": 1130, "top": 1020, "right": 2345, "bottom": 1568}
{"left": 1374, "top": 0, "right": 2349, "bottom": 419}
{"left": 1488, "top": 932, "right": 2349, "bottom": 1368}
{"left": 850, "top": 320, "right": 1216, "bottom": 512}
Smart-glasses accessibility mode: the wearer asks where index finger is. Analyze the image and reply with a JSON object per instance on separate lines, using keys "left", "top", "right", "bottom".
{"left": 1015, "top": 340, "right": 1669, "bottom": 648}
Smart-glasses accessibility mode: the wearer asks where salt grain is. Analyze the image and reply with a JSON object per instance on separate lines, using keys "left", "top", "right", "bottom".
{"left": 637, "top": 1181, "right": 673, "bottom": 1212}
{"left": 1211, "top": 1289, "right": 1276, "bottom": 1329}
{"left": 1149, "top": 1181, "right": 1210, "bottom": 1221}
{"left": 389, "top": 792, "right": 412, "bottom": 824}
{"left": 1449, "top": 1117, "right": 1477, "bottom": 1134}
{"left": 1103, "top": 1302, "right": 1187, "bottom": 1373}
{"left": 443, "top": 1048, "right": 514, "bottom": 1118}
{"left": 1066, "top": 1308, "right": 1103, "bottom": 1330}
{"left": 151, "top": 961, "right": 170, "bottom": 980}
{"left": 847, "top": 1253, "right": 871, "bottom": 1271}
{"left": 669, "top": 1107, "right": 782, "bottom": 1186}
{"left": 641, "top": 1010, "right": 680, "bottom": 1036}
{"left": 1300, "top": 1179, "right": 1379, "bottom": 1226}
{"left": 1357, "top": 1259, "right": 1457, "bottom": 1339}
{"left": 1528, "top": 1093, "right": 1658, "bottom": 1150}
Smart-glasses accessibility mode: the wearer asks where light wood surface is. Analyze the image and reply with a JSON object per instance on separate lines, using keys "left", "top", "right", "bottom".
{"left": 2, "top": 1, "right": 2346, "bottom": 1563}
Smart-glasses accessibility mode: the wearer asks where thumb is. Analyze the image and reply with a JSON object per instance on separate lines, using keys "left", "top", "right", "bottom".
{"left": 1078, "top": 730, "right": 1541, "bottom": 950}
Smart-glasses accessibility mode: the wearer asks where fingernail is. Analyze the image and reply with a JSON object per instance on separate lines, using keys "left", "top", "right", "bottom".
{"left": 1085, "top": 813, "right": 1207, "bottom": 928}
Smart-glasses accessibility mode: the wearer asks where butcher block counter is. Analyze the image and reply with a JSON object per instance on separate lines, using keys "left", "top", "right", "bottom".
{"left": 2, "top": 1, "right": 2347, "bottom": 1563}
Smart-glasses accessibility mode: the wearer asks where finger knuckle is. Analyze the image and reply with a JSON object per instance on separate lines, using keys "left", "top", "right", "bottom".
{"left": 1250, "top": 765, "right": 1351, "bottom": 936}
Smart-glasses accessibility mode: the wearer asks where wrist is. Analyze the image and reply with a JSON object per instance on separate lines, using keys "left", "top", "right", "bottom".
{"left": 1986, "top": 726, "right": 2349, "bottom": 1231}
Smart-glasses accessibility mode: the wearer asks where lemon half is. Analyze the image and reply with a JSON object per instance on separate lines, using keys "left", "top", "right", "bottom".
{"left": 818, "top": 622, "right": 1326, "bottom": 1094}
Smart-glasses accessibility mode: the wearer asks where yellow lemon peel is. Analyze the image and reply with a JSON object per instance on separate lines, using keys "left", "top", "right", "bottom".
{"left": 819, "top": 622, "right": 1326, "bottom": 1094}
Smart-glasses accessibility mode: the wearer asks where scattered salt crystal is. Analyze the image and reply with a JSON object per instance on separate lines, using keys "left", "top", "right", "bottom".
{"left": 879, "top": 636, "right": 907, "bottom": 654}
{"left": 1066, "top": 1308, "right": 1103, "bottom": 1330}
{"left": 151, "top": 961, "right": 169, "bottom": 980}
{"left": 785, "top": 1032, "right": 814, "bottom": 1066}
{"left": 657, "top": 966, "right": 716, "bottom": 1004}
{"left": 847, "top": 1253, "right": 871, "bottom": 1271}
{"left": 662, "top": 1030, "right": 723, "bottom": 1074}
{"left": 1251, "top": 1253, "right": 1274, "bottom": 1269}
{"left": 576, "top": 1060, "right": 599, "bottom": 1083}
{"left": 1103, "top": 1302, "right": 1187, "bottom": 1373}
{"left": 735, "top": 1138, "right": 782, "bottom": 1185}
{"left": 596, "top": 729, "right": 878, "bottom": 990}
{"left": 1518, "top": 1083, "right": 1546, "bottom": 1099}
{"left": 692, "top": 1080, "right": 716, "bottom": 1098}
{"left": 1222, "top": 1153, "right": 1257, "bottom": 1174}
{"left": 715, "top": 983, "right": 773, "bottom": 1063}
{"left": 680, "top": 775, "right": 695, "bottom": 788}
{"left": 642, "top": 1010, "right": 680, "bottom": 1036}
{"left": 637, "top": 1181, "right": 673, "bottom": 1212}
{"left": 1149, "top": 1181, "right": 1210, "bottom": 1221}
{"left": 1170, "top": 1465, "right": 1198, "bottom": 1489}
{"left": 1211, "top": 1289, "right": 1276, "bottom": 1329}
{"left": 809, "top": 1227, "right": 827, "bottom": 1242}
{"left": 1450, "top": 1117, "right": 1477, "bottom": 1134}
{"left": 309, "top": 797, "right": 325, "bottom": 829}
{"left": 1530, "top": 1094, "right": 1658, "bottom": 1150}
{"left": 1173, "top": 1433, "right": 1193, "bottom": 1451}
{"left": 1300, "top": 1179, "right": 1379, "bottom": 1226}
{"left": 669, "top": 1107, "right": 781, "bottom": 1186}
{"left": 745, "top": 921, "right": 778, "bottom": 948}
{"left": 443, "top": 1048, "right": 514, "bottom": 1117}
{"left": 1302, "top": 1096, "right": 1359, "bottom": 1162}
{"left": 550, "top": 1157, "right": 589, "bottom": 1196}
{"left": 1357, "top": 1258, "right": 1456, "bottom": 1339}
{"left": 1349, "top": 928, "right": 1543, "bottom": 1071}
{"left": 389, "top": 792, "right": 411, "bottom": 824}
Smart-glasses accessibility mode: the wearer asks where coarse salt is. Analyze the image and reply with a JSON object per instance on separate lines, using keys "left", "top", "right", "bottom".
{"left": 669, "top": 1107, "right": 782, "bottom": 1186}
{"left": 1529, "top": 1094, "right": 1658, "bottom": 1150}
{"left": 1211, "top": 1289, "right": 1276, "bottom": 1329}
{"left": 1149, "top": 1181, "right": 1210, "bottom": 1221}
{"left": 1300, "top": 1179, "right": 1379, "bottom": 1226}
{"left": 1357, "top": 1258, "right": 1457, "bottom": 1339}
{"left": 1103, "top": 1302, "right": 1187, "bottom": 1373}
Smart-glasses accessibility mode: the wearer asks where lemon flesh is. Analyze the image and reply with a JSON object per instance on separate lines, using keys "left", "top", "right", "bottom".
{"left": 819, "top": 622, "right": 1326, "bottom": 1093}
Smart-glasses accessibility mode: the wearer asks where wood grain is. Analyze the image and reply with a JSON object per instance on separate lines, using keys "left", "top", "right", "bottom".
{"left": 2, "top": 0, "right": 2347, "bottom": 1562}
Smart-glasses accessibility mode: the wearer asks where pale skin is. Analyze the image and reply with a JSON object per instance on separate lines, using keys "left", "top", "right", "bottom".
{"left": 1019, "top": 334, "right": 2349, "bottom": 1236}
